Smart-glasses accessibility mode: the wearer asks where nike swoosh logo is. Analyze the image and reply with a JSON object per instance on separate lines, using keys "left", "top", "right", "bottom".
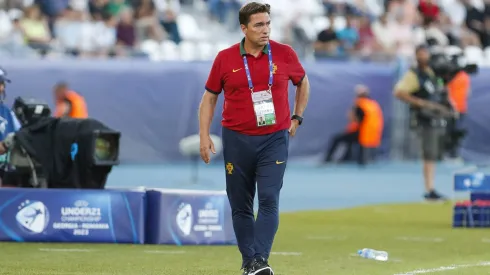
{"left": 232, "top": 68, "right": 242, "bottom": 72}
{"left": 276, "top": 160, "right": 285, "bottom": 164}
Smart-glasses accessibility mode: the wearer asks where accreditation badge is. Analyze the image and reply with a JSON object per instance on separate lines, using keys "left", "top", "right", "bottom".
{"left": 251, "top": 90, "right": 276, "bottom": 127}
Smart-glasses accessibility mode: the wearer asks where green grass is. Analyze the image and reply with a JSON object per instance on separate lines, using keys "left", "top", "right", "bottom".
{"left": 1, "top": 203, "right": 490, "bottom": 275}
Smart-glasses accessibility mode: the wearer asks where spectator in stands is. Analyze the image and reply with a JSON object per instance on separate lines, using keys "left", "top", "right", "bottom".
{"left": 116, "top": 7, "right": 136, "bottom": 55}
{"left": 107, "top": 0, "right": 129, "bottom": 16}
{"left": 336, "top": 15, "right": 359, "bottom": 56}
{"left": 356, "top": 15, "right": 380, "bottom": 58}
{"left": 208, "top": 0, "right": 242, "bottom": 29}
{"left": 392, "top": 13, "right": 415, "bottom": 58}
{"left": 132, "top": 0, "right": 165, "bottom": 42}
{"left": 91, "top": 12, "right": 117, "bottom": 57}
{"left": 386, "top": 0, "right": 417, "bottom": 26}
{"left": 480, "top": 16, "right": 490, "bottom": 47}
{"left": 89, "top": 0, "right": 110, "bottom": 21}
{"left": 19, "top": 4, "right": 53, "bottom": 56}
{"left": 418, "top": 0, "right": 440, "bottom": 21}
{"left": 463, "top": 0, "right": 485, "bottom": 44}
{"left": 35, "top": 0, "right": 69, "bottom": 36}
{"left": 154, "top": 0, "right": 182, "bottom": 44}
{"left": 438, "top": 13, "right": 460, "bottom": 46}
{"left": 442, "top": 0, "right": 466, "bottom": 28}
{"left": 54, "top": 7, "right": 84, "bottom": 56}
{"left": 323, "top": 0, "right": 359, "bottom": 17}
{"left": 372, "top": 13, "right": 396, "bottom": 57}
{"left": 0, "top": 12, "right": 35, "bottom": 58}
{"left": 354, "top": 0, "right": 383, "bottom": 19}
{"left": 314, "top": 15, "right": 340, "bottom": 58}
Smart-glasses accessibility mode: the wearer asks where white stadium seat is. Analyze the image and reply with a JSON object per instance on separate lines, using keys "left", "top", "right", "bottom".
{"left": 177, "top": 13, "right": 205, "bottom": 41}
{"left": 139, "top": 40, "right": 161, "bottom": 61}
{"left": 160, "top": 40, "right": 180, "bottom": 61}
{"left": 179, "top": 41, "right": 197, "bottom": 61}
{"left": 333, "top": 16, "right": 346, "bottom": 31}
{"left": 464, "top": 46, "right": 483, "bottom": 66}
{"left": 196, "top": 41, "right": 215, "bottom": 60}
{"left": 313, "top": 16, "right": 330, "bottom": 33}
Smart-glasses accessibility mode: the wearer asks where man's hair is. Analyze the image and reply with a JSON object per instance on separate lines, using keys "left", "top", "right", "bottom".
{"left": 54, "top": 82, "right": 69, "bottom": 91}
{"left": 239, "top": 2, "right": 271, "bottom": 26}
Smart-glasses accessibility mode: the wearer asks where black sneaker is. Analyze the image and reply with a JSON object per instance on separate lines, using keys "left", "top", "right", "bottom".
{"left": 242, "top": 261, "right": 255, "bottom": 275}
{"left": 424, "top": 190, "right": 446, "bottom": 201}
{"left": 251, "top": 257, "right": 274, "bottom": 275}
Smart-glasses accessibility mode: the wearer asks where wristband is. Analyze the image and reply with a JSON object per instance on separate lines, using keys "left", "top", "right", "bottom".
{"left": 291, "top": 115, "right": 303, "bottom": 125}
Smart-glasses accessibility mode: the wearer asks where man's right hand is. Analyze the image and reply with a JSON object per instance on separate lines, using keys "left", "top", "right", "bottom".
{"left": 199, "top": 135, "right": 216, "bottom": 164}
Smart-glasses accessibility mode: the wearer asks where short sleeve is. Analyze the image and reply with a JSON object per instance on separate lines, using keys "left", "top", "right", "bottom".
{"left": 394, "top": 70, "right": 419, "bottom": 94}
{"left": 205, "top": 52, "right": 224, "bottom": 94}
{"left": 286, "top": 46, "right": 306, "bottom": 86}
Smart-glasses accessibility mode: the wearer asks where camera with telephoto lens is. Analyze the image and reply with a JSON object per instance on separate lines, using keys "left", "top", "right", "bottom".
{"left": 2, "top": 97, "right": 120, "bottom": 189}
{"left": 429, "top": 48, "right": 478, "bottom": 84}
{"left": 429, "top": 49, "right": 475, "bottom": 156}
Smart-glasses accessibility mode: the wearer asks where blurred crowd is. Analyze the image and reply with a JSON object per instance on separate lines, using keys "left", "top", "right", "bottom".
{"left": 0, "top": 0, "right": 490, "bottom": 60}
{"left": 314, "top": 0, "right": 490, "bottom": 60}
{"left": 0, "top": 0, "right": 189, "bottom": 58}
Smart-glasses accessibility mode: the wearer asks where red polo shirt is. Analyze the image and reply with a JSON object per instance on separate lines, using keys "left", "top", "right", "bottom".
{"left": 205, "top": 39, "right": 306, "bottom": 136}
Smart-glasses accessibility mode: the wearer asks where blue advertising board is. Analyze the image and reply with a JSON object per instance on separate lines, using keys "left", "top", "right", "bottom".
{"left": 146, "top": 189, "right": 236, "bottom": 245}
{"left": 0, "top": 188, "right": 146, "bottom": 243}
{"left": 454, "top": 172, "right": 490, "bottom": 192}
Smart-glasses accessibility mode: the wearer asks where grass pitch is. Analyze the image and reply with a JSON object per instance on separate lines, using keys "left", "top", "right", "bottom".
{"left": 1, "top": 203, "right": 490, "bottom": 275}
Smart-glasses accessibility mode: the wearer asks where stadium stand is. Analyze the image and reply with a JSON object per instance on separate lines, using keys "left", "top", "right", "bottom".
{"left": 0, "top": 0, "right": 490, "bottom": 64}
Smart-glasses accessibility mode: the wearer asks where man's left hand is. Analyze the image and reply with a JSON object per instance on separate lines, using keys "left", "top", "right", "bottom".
{"left": 289, "top": 119, "right": 300, "bottom": 136}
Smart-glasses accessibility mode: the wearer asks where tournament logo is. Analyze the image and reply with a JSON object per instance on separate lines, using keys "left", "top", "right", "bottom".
{"left": 16, "top": 200, "right": 49, "bottom": 234}
{"left": 463, "top": 172, "right": 484, "bottom": 188}
{"left": 226, "top": 162, "right": 234, "bottom": 175}
{"left": 176, "top": 203, "right": 193, "bottom": 236}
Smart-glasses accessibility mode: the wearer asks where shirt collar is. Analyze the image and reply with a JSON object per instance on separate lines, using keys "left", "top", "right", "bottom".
{"left": 239, "top": 38, "right": 269, "bottom": 56}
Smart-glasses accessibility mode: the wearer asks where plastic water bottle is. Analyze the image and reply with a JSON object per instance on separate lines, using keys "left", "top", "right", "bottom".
{"left": 357, "top": 248, "right": 388, "bottom": 261}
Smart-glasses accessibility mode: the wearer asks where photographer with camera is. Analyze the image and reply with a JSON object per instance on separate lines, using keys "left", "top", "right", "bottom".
{"left": 394, "top": 45, "right": 456, "bottom": 201}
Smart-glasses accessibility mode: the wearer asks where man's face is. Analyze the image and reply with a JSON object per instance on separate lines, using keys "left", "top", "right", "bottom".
{"left": 241, "top": 12, "right": 271, "bottom": 47}
{"left": 416, "top": 48, "right": 430, "bottom": 66}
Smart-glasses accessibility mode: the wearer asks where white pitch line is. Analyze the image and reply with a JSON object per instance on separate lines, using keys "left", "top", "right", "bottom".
{"left": 144, "top": 250, "right": 186, "bottom": 254}
{"left": 394, "top": 261, "right": 490, "bottom": 275}
{"left": 395, "top": 236, "right": 445, "bottom": 243}
{"left": 39, "top": 248, "right": 93, "bottom": 252}
{"left": 270, "top": 252, "right": 302, "bottom": 256}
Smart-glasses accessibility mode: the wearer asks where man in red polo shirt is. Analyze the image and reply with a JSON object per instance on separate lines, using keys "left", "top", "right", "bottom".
{"left": 198, "top": 2, "right": 310, "bottom": 275}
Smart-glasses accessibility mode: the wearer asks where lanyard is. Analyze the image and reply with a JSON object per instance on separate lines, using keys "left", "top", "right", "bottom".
{"left": 242, "top": 44, "right": 273, "bottom": 93}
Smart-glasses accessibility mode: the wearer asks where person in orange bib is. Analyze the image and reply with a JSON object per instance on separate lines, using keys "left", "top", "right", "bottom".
{"left": 324, "top": 85, "right": 383, "bottom": 165}
{"left": 53, "top": 82, "right": 88, "bottom": 119}
{"left": 446, "top": 70, "right": 470, "bottom": 158}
